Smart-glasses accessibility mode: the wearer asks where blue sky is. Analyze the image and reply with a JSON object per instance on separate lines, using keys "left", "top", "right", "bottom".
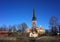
{"left": 0, "top": 0, "right": 60, "bottom": 29}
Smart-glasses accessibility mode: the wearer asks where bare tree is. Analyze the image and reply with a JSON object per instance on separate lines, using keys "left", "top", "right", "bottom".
{"left": 17, "top": 24, "right": 22, "bottom": 32}
{"left": 21, "top": 23, "right": 28, "bottom": 36}
{"left": 8, "top": 25, "right": 12, "bottom": 32}
{"left": 0, "top": 27, "right": 3, "bottom": 31}
{"left": 49, "top": 16, "right": 58, "bottom": 36}
{"left": 59, "top": 25, "right": 60, "bottom": 33}
{"left": 50, "top": 16, "right": 58, "bottom": 26}
{"left": 0, "top": 25, "right": 8, "bottom": 31}
{"left": 58, "top": 25, "right": 60, "bottom": 36}
{"left": 12, "top": 25, "right": 17, "bottom": 32}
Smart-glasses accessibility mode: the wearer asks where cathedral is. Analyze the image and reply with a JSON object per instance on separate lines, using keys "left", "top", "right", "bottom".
{"left": 26, "top": 8, "right": 45, "bottom": 38}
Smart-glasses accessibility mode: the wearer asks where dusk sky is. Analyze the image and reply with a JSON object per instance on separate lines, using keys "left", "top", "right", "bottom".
{"left": 0, "top": 0, "right": 60, "bottom": 29}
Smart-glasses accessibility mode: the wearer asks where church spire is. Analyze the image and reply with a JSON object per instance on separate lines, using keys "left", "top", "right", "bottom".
{"left": 32, "top": 8, "right": 36, "bottom": 21}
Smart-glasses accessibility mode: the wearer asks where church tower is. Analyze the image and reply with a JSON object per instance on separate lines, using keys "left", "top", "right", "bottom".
{"left": 32, "top": 8, "right": 37, "bottom": 32}
{"left": 32, "top": 8, "right": 36, "bottom": 28}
